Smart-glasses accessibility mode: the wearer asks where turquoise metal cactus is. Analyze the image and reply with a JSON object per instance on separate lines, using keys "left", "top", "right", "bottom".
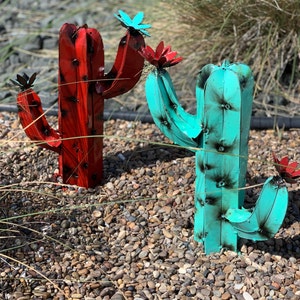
{"left": 141, "top": 43, "right": 289, "bottom": 254}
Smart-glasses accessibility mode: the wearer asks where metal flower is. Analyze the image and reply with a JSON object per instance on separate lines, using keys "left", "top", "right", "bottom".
{"left": 11, "top": 73, "right": 36, "bottom": 91}
{"left": 140, "top": 41, "right": 183, "bottom": 69}
{"left": 272, "top": 152, "right": 300, "bottom": 183}
{"left": 114, "top": 10, "right": 151, "bottom": 36}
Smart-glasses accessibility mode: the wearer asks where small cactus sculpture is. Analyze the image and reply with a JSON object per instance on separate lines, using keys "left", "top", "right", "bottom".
{"left": 12, "top": 11, "right": 151, "bottom": 188}
{"left": 141, "top": 42, "right": 289, "bottom": 254}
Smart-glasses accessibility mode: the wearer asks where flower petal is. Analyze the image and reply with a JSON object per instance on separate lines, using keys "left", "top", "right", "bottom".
{"left": 119, "top": 10, "right": 133, "bottom": 26}
{"left": 132, "top": 11, "right": 144, "bottom": 25}
{"left": 287, "top": 161, "right": 298, "bottom": 173}
{"left": 291, "top": 169, "right": 300, "bottom": 177}
{"left": 165, "top": 51, "right": 178, "bottom": 61}
{"left": 280, "top": 156, "right": 289, "bottom": 167}
{"left": 139, "top": 28, "right": 151, "bottom": 37}
{"left": 141, "top": 45, "right": 155, "bottom": 60}
{"left": 162, "top": 45, "right": 172, "bottom": 56}
{"left": 155, "top": 41, "right": 165, "bottom": 59}
{"left": 135, "top": 24, "right": 152, "bottom": 29}
{"left": 169, "top": 56, "right": 183, "bottom": 66}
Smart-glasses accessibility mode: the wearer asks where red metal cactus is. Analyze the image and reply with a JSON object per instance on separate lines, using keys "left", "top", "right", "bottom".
{"left": 12, "top": 11, "right": 151, "bottom": 188}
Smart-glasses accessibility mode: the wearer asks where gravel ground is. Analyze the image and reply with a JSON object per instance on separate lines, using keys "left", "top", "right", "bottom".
{"left": 1, "top": 1, "right": 300, "bottom": 300}
{"left": 1, "top": 111, "right": 300, "bottom": 300}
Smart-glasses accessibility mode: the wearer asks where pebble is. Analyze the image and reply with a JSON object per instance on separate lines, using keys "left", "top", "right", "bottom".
{"left": 243, "top": 291, "right": 254, "bottom": 300}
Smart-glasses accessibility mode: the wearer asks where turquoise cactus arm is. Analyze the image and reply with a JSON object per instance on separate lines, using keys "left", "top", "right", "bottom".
{"left": 225, "top": 176, "right": 288, "bottom": 241}
{"left": 145, "top": 68, "right": 202, "bottom": 149}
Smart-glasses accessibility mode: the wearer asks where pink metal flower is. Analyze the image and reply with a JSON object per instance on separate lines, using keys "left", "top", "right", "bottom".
{"left": 272, "top": 152, "right": 300, "bottom": 183}
{"left": 140, "top": 41, "right": 182, "bottom": 68}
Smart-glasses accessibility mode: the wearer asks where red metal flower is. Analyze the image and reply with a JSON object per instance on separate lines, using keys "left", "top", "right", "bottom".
{"left": 140, "top": 41, "right": 182, "bottom": 68}
{"left": 272, "top": 152, "right": 300, "bottom": 183}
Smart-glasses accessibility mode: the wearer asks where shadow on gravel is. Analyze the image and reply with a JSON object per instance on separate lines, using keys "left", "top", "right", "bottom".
{"left": 242, "top": 235, "right": 300, "bottom": 259}
{"left": 103, "top": 143, "right": 194, "bottom": 181}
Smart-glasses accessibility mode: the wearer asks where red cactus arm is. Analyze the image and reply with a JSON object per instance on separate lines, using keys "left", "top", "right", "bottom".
{"left": 17, "top": 88, "right": 61, "bottom": 152}
{"left": 99, "top": 31, "right": 145, "bottom": 98}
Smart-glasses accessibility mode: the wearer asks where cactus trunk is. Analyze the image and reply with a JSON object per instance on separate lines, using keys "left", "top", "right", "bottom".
{"left": 58, "top": 24, "right": 105, "bottom": 187}
{"left": 194, "top": 62, "right": 253, "bottom": 252}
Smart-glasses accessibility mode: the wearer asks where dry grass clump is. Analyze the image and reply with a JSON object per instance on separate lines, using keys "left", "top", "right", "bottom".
{"left": 164, "top": 0, "right": 300, "bottom": 116}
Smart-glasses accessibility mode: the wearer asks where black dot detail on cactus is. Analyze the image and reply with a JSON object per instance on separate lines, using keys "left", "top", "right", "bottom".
{"left": 82, "top": 75, "right": 88, "bottom": 81}
{"left": 197, "top": 198, "right": 205, "bottom": 206}
{"left": 83, "top": 163, "right": 88, "bottom": 169}
{"left": 205, "top": 196, "right": 219, "bottom": 205}
{"left": 72, "top": 59, "right": 79, "bottom": 66}
{"left": 239, "top": 75, "right": 248, "bottom": 90}
{"left": 31, "top": 100, "right": 40, "bottom": 107}
{"left": 158, "top": 116, "right": 171, "bottom": 129}
{"left": 258, "top": 224, "right": 273, "bottom": 239}
{"left": 68, "top": 96, "right": 78, "bottom": 103}
{"left": 61, "top": 109, "right": 68, "bottom": 117}
{"left": 213, "top": 141, "right": 234, "bottom": 153}
{"left": 197, "top": 67, "right": 212, "bottom": 89}
{"left": 201, "top": 121, "right": 212, "bottom": 135}
{"left": 92, "top": 174, "right": 97, "bottom": 180}
{"left": 41, "top": 125, "right": 50, "bottom": 136}
{"left": 196, "top": 232, "right": 207, "bottom": 240}
{"left": 213, "top": 173, "right": 236, "bottom": 189}
{"left": 203, "top": 127, "right": 209, "bottom": 134}
{"left": 59, "top": 71, "right": 65, "bottom": 83}
{"left": 91, "top": 129, "right": 97, "bottom": 135}
{"left": 198, "top": 160, "right": 213, "bottom": 173}
{"left": 220, "top": 101, "right": 232, "bottom": 110}
{"left": 168, "top": 98, "right": 177, "bottom": 111}
{"left": 218, "top": 209, "right": 228, "bottom": 220}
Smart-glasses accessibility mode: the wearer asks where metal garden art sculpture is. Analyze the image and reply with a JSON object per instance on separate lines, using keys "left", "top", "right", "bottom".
{"left": 12, "top": 11, "right": 151, "bottom": 188}
{"left": 141, "top": 42, "right": 289, "bottom": 254}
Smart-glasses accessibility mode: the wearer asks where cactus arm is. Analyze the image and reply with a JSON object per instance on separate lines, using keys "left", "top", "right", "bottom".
{"left": 100, "top": 31, "right": 145, "bottom": 98}
{"left": 145, "top": 68, "right": 202, "bottom": 149}
{"left": 58, "top": 24, "right": 104, "bottom": 187}
{"left": 160, "top": 70, "right": 202, "bottom": 138}
{"left": 225, "top": 176, "right": 288, "bottom": 240}
{"left": 14, "top": 74, "right": 61, "bottom": 152}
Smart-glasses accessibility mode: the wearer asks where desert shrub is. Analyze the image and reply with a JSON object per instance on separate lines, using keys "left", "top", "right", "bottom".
{"left": 165, "top": 0, "right": 300, "bottom": 116}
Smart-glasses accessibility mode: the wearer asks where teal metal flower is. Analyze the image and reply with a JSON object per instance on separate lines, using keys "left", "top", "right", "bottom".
{"left": 114, "top": 10, "right": 151, "bottom": 37}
